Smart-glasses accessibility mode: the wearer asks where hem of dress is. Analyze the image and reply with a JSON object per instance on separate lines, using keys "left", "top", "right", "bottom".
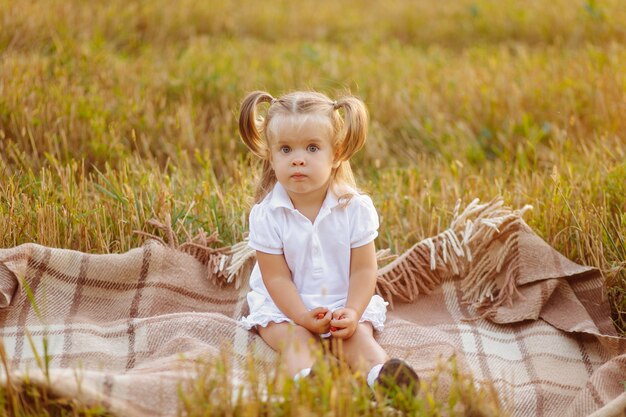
{"left": 241, "top": 316, "right": 386, "bottom": 332}
{"left": 361, "top": 312, "right": 386, "bottom": 332}
{"left": 241, "top": 294, "right": 388, "bottom": 332}
{"left": 240, "top": 315, "right": 293, "bottom": 330}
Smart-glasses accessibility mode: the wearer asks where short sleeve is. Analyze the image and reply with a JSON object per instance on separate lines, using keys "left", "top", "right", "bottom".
{"left": 248, "top": 204, "right": 284, "bottom": 255}
{"left": 349, "top": 195, "right": 380, "bottom": 248}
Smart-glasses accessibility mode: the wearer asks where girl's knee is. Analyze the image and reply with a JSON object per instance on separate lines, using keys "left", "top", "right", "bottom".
{"left": 292, "top": 324, "right": 317, "bottom": 339}
{"left": 259, "top": 322, "right": 319, "bottom": 352}
{"left": 348, "top": 322, "right": 375, "bottom": 342}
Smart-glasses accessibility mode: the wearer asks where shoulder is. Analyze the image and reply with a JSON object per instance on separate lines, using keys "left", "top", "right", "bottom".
{"left": 249, "top": 198, "right": 280, "bottom": 224}
{"left": 250, "top": 196, "right": 270, "bottom": 215}
{"left": 344, "top": 193, "right": 377, "bottom": 214}
{"left": 344, "top": 192, "right": 379, "bottom": 226}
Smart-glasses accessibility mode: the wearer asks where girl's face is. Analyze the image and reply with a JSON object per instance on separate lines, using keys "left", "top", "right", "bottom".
{"left": 268, "top": 115, "right": 339, "bottom": 202}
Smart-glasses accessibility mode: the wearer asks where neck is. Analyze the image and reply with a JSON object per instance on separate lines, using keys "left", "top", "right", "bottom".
{"left": 287, "top": 183, "right": 331, "bottom": 223}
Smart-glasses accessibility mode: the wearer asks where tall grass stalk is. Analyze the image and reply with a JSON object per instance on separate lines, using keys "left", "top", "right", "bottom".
{"left": 178, "top": 346, "right": 506, "bottom": 417}
{"left": 1, "top": 0, "right": 625, "bottom": 415}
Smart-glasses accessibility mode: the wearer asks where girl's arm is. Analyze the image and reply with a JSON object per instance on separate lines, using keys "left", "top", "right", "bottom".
{"left": 330, "top": 241, "right": 377, "bottom": 339}
{"left": 256, "top": 251, "right": 331, "bottom": 333}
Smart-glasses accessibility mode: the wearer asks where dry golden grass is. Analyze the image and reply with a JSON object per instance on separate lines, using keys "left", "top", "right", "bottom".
{"left": 1, "top": 0, "right": 625, "bottom": 414}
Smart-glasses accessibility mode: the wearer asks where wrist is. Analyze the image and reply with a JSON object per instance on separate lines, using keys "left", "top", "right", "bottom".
{"left": 344, "top": 305, "right": 361, "bottom": 318}
{"left": 293, "top": 309, "right": 310, "bottom": 328}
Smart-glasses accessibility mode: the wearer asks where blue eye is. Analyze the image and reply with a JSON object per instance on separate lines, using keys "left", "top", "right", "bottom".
{"left": 280, "top": 146, "right": 291, "bottom": 154}
{"left": 307, "top": 144, "right": 319, "bottom": 153}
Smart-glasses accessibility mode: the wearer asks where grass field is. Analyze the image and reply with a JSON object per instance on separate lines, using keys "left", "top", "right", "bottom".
{"left": 1, "top": 0, "right": 625, "bottom": 415}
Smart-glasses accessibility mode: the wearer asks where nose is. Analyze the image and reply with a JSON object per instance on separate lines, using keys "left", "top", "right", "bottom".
{"left": 291, "top": 157, "right": 305, "bottom": 166}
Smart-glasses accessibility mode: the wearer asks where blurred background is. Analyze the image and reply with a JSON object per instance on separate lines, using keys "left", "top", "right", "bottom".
{"left": 1, "top": 0, "right": 625, "bottom": 328}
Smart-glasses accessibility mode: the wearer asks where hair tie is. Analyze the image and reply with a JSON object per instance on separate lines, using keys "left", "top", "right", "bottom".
{"left": 332, "top": 100, "right": 339, "bottom": 110}
{"left": 271, "top": 98, "right": 277, "bottom": 105}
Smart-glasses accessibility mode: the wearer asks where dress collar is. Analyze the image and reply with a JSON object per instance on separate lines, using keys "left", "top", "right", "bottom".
{"left": 267, "top": 182, "right": 339, "bottom": 212}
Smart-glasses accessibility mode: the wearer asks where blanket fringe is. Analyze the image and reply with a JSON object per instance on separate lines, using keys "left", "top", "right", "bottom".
{"left": 133, "top": 215, "right": 235, "bottom": 288}
{"left": 136, "top": 198, "right": 532, "bottom": 307}
{"left": 376, "top": 198, "right": 532, "bottom": 309}
{"left": 220, "top": 240, "right": 397, "bottom": 289}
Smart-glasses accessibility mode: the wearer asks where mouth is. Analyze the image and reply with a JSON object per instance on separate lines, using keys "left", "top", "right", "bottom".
{"left": 291, "top": 173, "right": 307, "bottom": 180}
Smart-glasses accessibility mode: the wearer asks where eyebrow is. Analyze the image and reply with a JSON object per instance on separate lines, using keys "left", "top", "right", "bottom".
{"left": 275, "top": 137, "right": 325, "bottom": 145}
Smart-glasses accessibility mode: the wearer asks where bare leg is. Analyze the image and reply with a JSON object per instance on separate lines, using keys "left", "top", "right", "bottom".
{"left": 258, "top": 322, "right": 321, "bottom": 377}
{"left": 334, "top": 322, "right": 389, "bottom": 375}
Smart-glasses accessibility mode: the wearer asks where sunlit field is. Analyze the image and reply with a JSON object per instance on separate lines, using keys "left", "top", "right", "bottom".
{"left": 1, "top": 0, "right": 625, "bottom": 414}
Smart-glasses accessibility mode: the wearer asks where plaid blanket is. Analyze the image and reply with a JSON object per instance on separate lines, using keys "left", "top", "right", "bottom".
{"left": 1, "top": 199, "right": 625, "bottom": 416}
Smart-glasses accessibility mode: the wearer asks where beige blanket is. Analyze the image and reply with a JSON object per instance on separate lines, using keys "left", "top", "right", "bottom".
{"left": 1, "top": 199, "right": 625, "bottom": 416}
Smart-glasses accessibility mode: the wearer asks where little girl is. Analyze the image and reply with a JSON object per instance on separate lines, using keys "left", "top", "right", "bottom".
{"left": 238, "top": 90, "right": 419, "bottom": 393}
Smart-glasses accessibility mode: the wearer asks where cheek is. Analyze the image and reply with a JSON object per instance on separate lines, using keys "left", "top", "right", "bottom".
{"left": 323, "top": 152, "right": 336, "bottom": 168}
{"left": 268, "top": 150, "right": 281, "bottom": 166}
{"left": 269, "top": 155, "right": 287, "bottom": 173}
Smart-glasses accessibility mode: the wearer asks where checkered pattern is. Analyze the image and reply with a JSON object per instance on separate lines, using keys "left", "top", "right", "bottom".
{"left": 1, "top": 226, "right": 624, "bottom": 416}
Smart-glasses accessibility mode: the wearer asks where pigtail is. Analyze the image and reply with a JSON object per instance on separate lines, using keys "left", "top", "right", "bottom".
{"left": 238, "top": 91, "right": 274, "bottom": 159}
{"left": 333, "top": 96, "right": 369, "bottom": 162}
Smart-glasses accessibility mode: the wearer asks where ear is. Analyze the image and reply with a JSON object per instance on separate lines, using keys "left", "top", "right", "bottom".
{"left": 332, "top": 159, "right": 341, "bottom": 169}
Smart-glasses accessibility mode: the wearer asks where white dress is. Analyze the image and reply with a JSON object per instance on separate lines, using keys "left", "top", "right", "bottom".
{"left": 240, "top": 182, "right": 388, "bottom": 332}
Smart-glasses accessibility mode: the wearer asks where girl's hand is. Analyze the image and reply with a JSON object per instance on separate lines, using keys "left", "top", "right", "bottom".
{"left": 298, "top": 307, "right": 332, "bottom": 335}
{"left": 329, "top": 307, "right": 358, "bottom": 339}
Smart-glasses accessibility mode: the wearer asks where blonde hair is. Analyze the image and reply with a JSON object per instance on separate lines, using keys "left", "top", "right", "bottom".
{"left": 238, "top": 90, "right": 369, "bottom": 205}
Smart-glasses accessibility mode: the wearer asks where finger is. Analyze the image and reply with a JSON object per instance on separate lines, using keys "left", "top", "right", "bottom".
{"left": 330, "top": 316, "right": 350, "bottom": 327}
{"left": 332, "top": 309, "right": 346, "bottom": 319}
{"left": 311, "top": 307, "right": 329, "bottom": 317}
{"left": 335, "top": 323, "right": 357, "bottom": 338}
{"left": 333, "top": 311, "right": 349, "bottom": 321}
{"left": 320, "top": 311, "right": 332, "bottom": 323}
{"left": 331, "top": 327, "right": 349, "bottom": 339}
